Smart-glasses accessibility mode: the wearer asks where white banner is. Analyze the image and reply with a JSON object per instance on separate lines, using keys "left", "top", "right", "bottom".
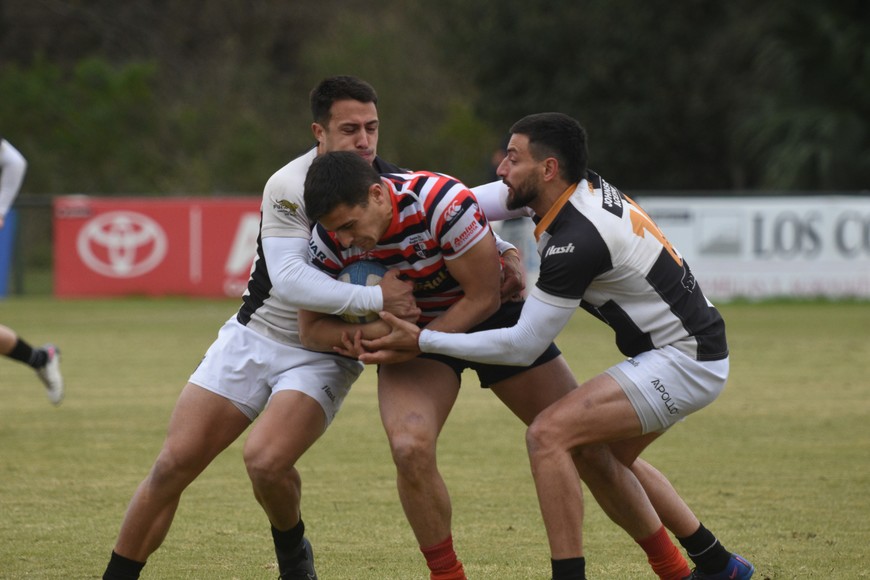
{"left": 639, "top": 195, "right": 870, "bottom": 300}
{"left": 494, "top": 196, "right": 870, "bottom": 301}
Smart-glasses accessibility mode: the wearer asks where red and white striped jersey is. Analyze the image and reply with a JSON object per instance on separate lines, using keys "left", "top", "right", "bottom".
{"left": 308, "top": 171, "right": 492, "bottom": 324}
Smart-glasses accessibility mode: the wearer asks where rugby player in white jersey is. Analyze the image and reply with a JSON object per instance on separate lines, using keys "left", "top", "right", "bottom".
{"left": 357, "top": 113, "right": 755, "bottom": 580}
{"left": 102, "top": 75, "right": 524, "bottom": 580}
{"left": 102, "top": 77, "right": 421, "bottom": 580}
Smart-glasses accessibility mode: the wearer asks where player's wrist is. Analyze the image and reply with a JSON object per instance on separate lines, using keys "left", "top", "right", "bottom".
{"left": 418, "top": 328, "right": 432, "bottom": 352}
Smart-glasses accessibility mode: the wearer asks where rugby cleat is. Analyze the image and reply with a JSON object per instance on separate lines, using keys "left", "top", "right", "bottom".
{"left": 279, "top": 537, "right": 317, "bottom": 580}
{"left": 36, "top": 344, "right": 64, "bottom": 405}
{"left": 686, "top": 553, "right": 754, "bottom": 579}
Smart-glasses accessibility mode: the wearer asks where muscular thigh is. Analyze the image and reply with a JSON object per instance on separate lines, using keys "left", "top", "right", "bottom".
{"left": 162, "top": 383, "right": 252, "bottom": 468}
{"left": 378, "top": 358, "right": 461, "bottom": 440}
{"left": 245, "top": 390, "right": 329, "bottom": 464}
{"left": 534, "top": 372, "right": 644, "bottom": 448}
{"left": 490, "top": 354, "right": 578, "bottom": 425}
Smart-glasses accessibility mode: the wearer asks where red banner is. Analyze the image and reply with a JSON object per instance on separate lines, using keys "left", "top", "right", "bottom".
{"left": 54, "top": 196, "right": 261, "bottom": 297}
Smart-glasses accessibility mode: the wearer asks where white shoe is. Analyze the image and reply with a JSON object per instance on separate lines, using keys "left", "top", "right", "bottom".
{"left": 36, "top": 344, "right": 64, "bottom": 405}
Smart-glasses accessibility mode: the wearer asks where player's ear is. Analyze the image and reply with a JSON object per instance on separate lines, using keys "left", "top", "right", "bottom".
{"left": 312, "top": 122, "right": 324, "bottom": 143}
{"left": 542, "top": 157, "right": 559, "bottom": 182}
{"left": 369, "top": 181, "right": 386, "bottom": 204}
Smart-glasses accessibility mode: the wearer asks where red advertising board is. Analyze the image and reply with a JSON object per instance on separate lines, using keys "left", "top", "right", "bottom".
{"left": 54, "top": 196, "right": 261, "bottom": 298}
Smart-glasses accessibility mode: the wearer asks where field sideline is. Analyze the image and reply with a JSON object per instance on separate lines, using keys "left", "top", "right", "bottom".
{"left": 1, "top": 297, "right": 868, "bottom": 579}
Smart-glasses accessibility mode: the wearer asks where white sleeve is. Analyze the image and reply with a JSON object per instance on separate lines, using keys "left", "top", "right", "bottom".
{"left": 0, "top": 140, "right": 27, "bottom": 217}
{"left": 493, "top": 230, "right": 517, "bottom": 255}
{"left": 471, "top": 180, "right": 532, "bottom": 222}
{"left": 418, "top": 294, "right": 575, "bottom": 365}
{"left": 263, "top": 236, "right": 384, "bottom": 316}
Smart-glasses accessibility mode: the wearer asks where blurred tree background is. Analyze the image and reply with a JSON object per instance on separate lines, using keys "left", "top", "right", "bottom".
{"left": 1, "top": 0, "right": 868, "bottom": 196}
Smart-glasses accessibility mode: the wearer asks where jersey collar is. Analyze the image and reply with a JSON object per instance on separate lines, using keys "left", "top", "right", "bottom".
{"left": 533, "top": 181, "right": 588, "bottom": 241}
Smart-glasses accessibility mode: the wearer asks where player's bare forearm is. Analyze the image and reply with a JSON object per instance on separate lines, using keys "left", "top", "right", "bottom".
{"left": 379, "top": 270, "right": 417, "bottom": 318}
{"left": 338, "top": 324, "right": 420, "bottom": 364}
{"left": 499, "top": 249, "right": 525, "bottom": 302}
{"left": 355, "top": 312, "right": 422, "bottom": 364}
{"left": 299, "top": 309, "right": 390, "bottom": 353}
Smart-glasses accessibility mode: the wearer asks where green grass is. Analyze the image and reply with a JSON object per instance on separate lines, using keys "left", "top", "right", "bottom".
{"left": 0, "top": 297, "right": 868, "bottom": 579}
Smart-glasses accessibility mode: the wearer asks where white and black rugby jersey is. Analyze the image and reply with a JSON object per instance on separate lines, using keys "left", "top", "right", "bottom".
{"left": 530, "top": 171, "right": 728, "bottom": 361}
{"left": 236, "top": 146, "right": 402, "bottom": 345}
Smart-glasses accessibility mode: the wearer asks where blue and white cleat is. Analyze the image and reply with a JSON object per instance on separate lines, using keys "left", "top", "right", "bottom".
{"left": 687, "top": 553, "right": 754, "bottom": 579}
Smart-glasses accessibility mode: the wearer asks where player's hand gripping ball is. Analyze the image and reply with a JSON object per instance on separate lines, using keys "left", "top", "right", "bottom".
{"left": 338, "top": 260, "right": 389, "bottom": 323}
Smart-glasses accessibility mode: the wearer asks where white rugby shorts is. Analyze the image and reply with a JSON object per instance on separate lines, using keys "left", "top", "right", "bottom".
{"left": 189, "top": 317, "right": 363, "bottom": 424}
{"left": 606, "top": 345, "right": 729, "bottom": 434}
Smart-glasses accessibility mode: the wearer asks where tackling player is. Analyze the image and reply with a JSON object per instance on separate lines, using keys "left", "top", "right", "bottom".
{"left": 101, "top": 76, "right": 523, "bottom": 580}
{"left": 357, "top": 113, "right": 755, "bottom": 580}
{"left": 101, "top": 76, "right": 418, "bottom": 580}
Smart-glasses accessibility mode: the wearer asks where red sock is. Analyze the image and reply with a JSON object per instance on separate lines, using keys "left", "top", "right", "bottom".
{"left": 636, "top": 526, "right": 691, "bottom": 580}
{"left": 421, "top": 535, "right": 466, "bottom": 580}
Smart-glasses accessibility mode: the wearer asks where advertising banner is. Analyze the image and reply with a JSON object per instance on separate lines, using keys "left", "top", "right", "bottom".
{"left": 495, "top": 196, "right": 870, "bottom": 301}
{"left": 638, "top": 195, "right": 870, "bottom": 300}
{"left": 54, "top": 196, "right": 260, "bottom": 298}
{"left": 52, "top": 195, "right": 870, "bottom": 301}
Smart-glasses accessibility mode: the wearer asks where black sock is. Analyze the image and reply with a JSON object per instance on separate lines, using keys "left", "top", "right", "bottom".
{"left": 8, "top": 338, "right": 38, "bottom": 366}
{"left": 552, "top": 556, "right": 586, "bottom": 580}
{"left": 272, "top": 519, "right": 306, "bottom": 569}
{"left": 103, "top": 550, "right": 146, "bottom": 580}
{"left": 29, "top": 346, "right": 48, "bottom": 368}
{"left": 677, "top": 522, "right": 732, "bottom": 574}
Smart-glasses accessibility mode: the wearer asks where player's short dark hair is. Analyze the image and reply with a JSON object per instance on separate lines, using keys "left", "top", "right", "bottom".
{"left": 304, "top": 151, "right": 381, "bottom": 224}
{"left": 510, "top": 113, "right": 588, "bottom": 183}
{"left": 309, "top": 76, "right": 379, "bottom": 125}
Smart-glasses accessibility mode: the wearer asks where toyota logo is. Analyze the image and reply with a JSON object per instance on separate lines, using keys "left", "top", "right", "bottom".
{"left": 77, "top": 211, "right": 168, "bottom": 278}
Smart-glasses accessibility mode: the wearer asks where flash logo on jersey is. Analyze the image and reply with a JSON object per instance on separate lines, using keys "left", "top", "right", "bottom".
{"left": 544, "top": 242, "right": 576, "bottom": 258}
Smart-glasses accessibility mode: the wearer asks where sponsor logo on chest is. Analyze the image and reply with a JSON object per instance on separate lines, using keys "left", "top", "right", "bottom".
{"left": 544, "top": 242, "right": 576, "bottom": 258}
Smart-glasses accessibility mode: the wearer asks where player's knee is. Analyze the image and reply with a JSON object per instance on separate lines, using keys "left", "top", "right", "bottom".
{"left": 525, "top": 416, "right": 562, "bottom": 458}
{"left": 388, "top": 431, "right": 435, "bottom": 475}
{"left": 148, "top": 449, "right": 199, "bottom": 492}
{"left": 572, "top": 442, "right": 610, "bottom": 470}
{"left": 244, "top": 444, "right": 296, "bottom": 488}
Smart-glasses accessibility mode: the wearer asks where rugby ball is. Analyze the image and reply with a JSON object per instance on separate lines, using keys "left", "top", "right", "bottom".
{"left": 338, "top": 260, "right": 388, "bottom": 323}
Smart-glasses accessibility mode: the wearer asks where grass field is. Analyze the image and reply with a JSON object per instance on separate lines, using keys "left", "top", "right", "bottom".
{"left": 0, "top": 297, "right": 868, "bottom": 579}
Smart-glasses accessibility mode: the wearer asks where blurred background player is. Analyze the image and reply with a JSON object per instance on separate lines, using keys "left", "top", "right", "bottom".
{"left": 0, "top": 138, "right": 64, "bottom": 405}
{"left": 0, "top": 324, "right": 64, "bottom": 405}
{"left": 0, "top": 137, "right": 27, "bottom": 229}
